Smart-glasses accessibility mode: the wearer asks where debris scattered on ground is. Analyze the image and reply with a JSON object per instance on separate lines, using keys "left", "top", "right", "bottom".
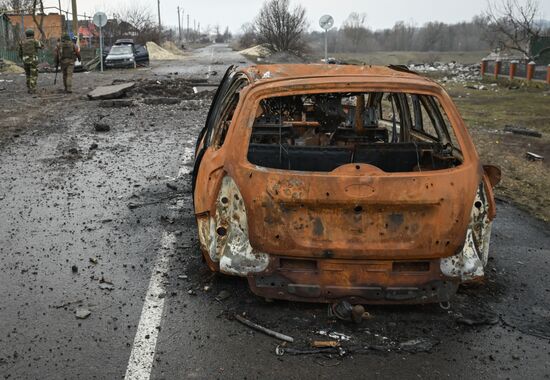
{"left": 526, "top": 152, "right": 544, "bottom": 161}
{"left": 328, "top": 301, "right": 370, "bottom": 323}
{"left": 52, "top": 299, "right": 83, "bottom": 309}
{"left": 166, "top": 183, "right": 178, "bottom": 191}
{"left": 99, "top": 99, "right": 135, "bottom": 108}
{"left": 89, "top": 143, "right": 98, "bottom": 150}
{"left": 398, "top": 338, "right": 437, "bottom": 353}
{"left": 93, "top": 122, "right": 110, "bottom": 132}
{"left": 143, "top": 97, "right": 181, "bottom": 105}
{"left": 317, "top": 330, "right": 351, "bottom": 341}
{"left": 503, "top": 125, "right": 542, "bottom": 138}
{"left": 75, "top": 308, "right": 91, "bottom": 319}
{"left": 215, "top": 290, "right": 231, "bottom": 301}
{"left": 146, "top": 41, "right": 183, "bottom": 60}
{"left": 71, "top": 265, "right": 78, "bottom": 273}
{"left": 275, "top": 345, "right": 346, "bottom": 356}
{"left": 127, "top": 202, "right": 139, "bottom": 209}
{"left": 87, "top": 82, "right": 136, "bottom": 100}
{"left": 177, "top": 274, "right": 188, "bottom": 280}
{"left": 98, "top": 277, "right": 114, "bottom": 291}
{"left": 409, "top": 62, "right": 480, "bottom": 83}
{"left": 311, "top": 341, "right": 340, "bottom": 348}
{"left": 89, "top": 257, "right": 98, "bottom": 264}
{"left": 235, "top": 314, "right": 294, "bottom": 343}
{"left": 456, "top": 312, "right": 499, "bottom": 326}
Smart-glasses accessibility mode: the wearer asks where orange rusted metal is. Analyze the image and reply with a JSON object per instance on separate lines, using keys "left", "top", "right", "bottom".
{"left": 193, "top": 64, "right": 498, "bottom": 304}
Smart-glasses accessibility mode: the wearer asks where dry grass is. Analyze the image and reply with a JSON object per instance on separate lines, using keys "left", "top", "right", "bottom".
{"left": 441, "top": 78, "right": 550, "bottom": 221}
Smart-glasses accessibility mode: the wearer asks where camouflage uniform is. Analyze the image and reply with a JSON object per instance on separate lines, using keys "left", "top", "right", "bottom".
{"left": 18, "top": 30, "right": 42, "bottom": 94}
{"left": 55, "top": 35, "right": 81, "bottom": 93}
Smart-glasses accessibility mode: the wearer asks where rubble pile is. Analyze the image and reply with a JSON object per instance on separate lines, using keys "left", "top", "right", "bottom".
{"left": 409, "top": 62, "right": 481, "bottom": 83}
{"left": 146, "top": 41, "right": 183, "bottom": 60}
{"left": 0, "top": 58, "right": 24, "bottom": 74}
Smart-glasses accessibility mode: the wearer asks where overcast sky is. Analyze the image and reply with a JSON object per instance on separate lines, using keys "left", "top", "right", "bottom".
{"left": 43, "top": 0, "right": 550, "bottom": 33}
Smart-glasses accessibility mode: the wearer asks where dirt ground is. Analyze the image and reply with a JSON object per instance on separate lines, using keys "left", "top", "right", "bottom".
{"left": 0, "top": 45, "right": 549, "bottom": 379}
{"left": 440, "top": 78, "right": 550, "bottom": 222}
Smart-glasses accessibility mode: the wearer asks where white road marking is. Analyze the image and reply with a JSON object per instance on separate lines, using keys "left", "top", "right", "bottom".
{"left": 124, "top": 231, "right": 176, "bottom": 380}
{"left": 206, "top": 46, "right": 215, "bottom": 80}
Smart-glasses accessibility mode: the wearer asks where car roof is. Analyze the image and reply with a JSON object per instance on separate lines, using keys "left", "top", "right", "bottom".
{"left": 240, "top": 64, "right": 435, "bottom": 86}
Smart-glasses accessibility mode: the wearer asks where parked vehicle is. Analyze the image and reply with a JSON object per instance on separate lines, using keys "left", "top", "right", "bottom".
{"left": 105, "top": 45, "right": 136, "bottom": 69}
{"left": 192, "top": 64, "right": 501, "bottom": 304}
{"left": 114, "top": 39, "right": 150, "bottom": 67}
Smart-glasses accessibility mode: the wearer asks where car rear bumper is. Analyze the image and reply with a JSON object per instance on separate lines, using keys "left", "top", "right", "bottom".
{"left": 246, "top": 256, "right": 459, "bottom": 304}
{"left": 105, "top": 61, "right": 134, "bottom": 68}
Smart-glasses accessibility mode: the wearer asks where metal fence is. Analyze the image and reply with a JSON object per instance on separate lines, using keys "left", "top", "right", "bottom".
{"left": 0, "top": 48, "right": 55, "bottom": 65}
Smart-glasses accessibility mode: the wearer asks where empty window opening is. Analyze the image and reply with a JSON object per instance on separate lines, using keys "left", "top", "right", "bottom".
{"left": 247, "top": 92, "right": 463, "bottom": 173}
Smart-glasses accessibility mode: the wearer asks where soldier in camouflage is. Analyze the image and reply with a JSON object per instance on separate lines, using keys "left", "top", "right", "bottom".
{"left": 55, "top": 34, "right": 81, "bottom": 93}
{"left": 18, "top": 29, "right": 43, "bottom": 94}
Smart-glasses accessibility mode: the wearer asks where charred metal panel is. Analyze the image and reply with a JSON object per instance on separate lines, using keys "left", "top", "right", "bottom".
{"left": 440, "top": 184, "right": 493, "bottom": 281}
{"left": 196, "top": 176, "right": 269, "bottom": 276}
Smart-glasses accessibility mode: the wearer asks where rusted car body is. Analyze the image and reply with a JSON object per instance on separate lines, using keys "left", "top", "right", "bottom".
{"left": 192, "top": 64, "right": 500, "bottom": 304}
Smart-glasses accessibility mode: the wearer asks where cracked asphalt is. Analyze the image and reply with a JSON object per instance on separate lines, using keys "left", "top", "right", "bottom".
{"left": 1, "top": 44, "right": 549, "bottom": 379}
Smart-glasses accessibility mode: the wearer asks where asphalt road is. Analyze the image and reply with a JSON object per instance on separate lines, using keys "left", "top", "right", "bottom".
{"left": 1, "top": 44, "right": 549, "bottom": 380}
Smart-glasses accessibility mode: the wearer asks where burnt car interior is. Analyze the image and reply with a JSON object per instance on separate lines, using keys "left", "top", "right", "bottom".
{"left": 247, "top": 92, "right": 463, "bottom": 173}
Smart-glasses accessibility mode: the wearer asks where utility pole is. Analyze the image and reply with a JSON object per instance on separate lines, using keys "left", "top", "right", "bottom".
{"left": 186, "top": 14, "right": 189, "bottom": 40}
{"left": 177, "top": 6, "right": 182, "bottom": 41}
{"left": 198, "top": 22, "right": 200, "bottom": 35}
{"left": 193, "top": 19, "right": 196, "bottom": 34}
{"left": 71, "top": 0, "right": 78, "bottom": 43}
{"left": 157, "top": 0, "right": 162, "bottom": 40}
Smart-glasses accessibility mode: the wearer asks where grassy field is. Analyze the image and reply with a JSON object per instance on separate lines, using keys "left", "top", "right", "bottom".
{"left": 325, "top": 51, "right": 487, "bottom": 65}
{"left": 440, "top": 78, "right": 550, "bottom": 221}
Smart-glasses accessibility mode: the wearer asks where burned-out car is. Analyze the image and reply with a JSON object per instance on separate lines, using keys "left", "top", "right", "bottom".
{"left": 192, "top": 64, "right": 501, "bottom": 304}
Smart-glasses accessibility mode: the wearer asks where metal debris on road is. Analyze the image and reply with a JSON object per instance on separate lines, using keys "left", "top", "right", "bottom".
{"left": 215, "top": 290, "right": 231, "bottom": 301}
{"left": 526, "top": 152, "right": 544, "bottom": 161}
{"left": 317, "top": 330, "right": 351, "bottom": 342}
{"left": 235, "top": 314, "right": 294, "bottom": 343}
{"left": 398, "top": 338, "right": 437, "bottom": 353}
{"left": 504, "top": 125, "right": 542, "bottom": 138}
{"left": 311, "top": 341, "right": 340, "bottom": 348}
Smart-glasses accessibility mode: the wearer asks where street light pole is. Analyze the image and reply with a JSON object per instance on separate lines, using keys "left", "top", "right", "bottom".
{"left": 177, "top": 6, "right": 181, "bottom": 41}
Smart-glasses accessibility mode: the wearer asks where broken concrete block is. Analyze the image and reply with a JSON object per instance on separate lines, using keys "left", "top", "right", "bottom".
{"left": 75, "top": 308, "right": 91, "bottom": 319}
{"left": 143, "top": 97, "right": 181, "bottom": 105}
{"left": 87, "top": 82, "right": 135, "bottom": 100}
{"left": 99, "top": 99, "right": 135, "bottom": 108}
{"left": 93, "top": 122, "right": 110, "bottom": 132}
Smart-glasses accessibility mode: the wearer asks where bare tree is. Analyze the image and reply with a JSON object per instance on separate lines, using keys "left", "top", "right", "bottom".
{"left": 31, "top": 0, "right": 46, "bottom": 41}
{"left": 116, "top": 2, "right": 155, "bottom": 32}
{"left": 239, "top": 22, "right": 257, "bottom": 49}
{"left": 0, "top": 0, "right": 33, "bottom": 12}
{"left": 342, "top": 12, "right": 368, "bottom": 52}
{"left": 254, "top": 0, "right": 308, "bottom": 54}
{"left": 484, "top": 0, "right": 541, "bottom": 58}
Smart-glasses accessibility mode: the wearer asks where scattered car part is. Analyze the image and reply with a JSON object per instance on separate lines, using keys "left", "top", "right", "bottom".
{"left": 235, "top": 314, "right": 294, "bottom": 343}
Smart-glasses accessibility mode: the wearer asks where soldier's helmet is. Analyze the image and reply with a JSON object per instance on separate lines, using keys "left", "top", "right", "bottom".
{"left": 62, "top": 34, "right": 70, "bottom": 41}
{"left": 25, "top": 28, "right": 34, "bottom": 37}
